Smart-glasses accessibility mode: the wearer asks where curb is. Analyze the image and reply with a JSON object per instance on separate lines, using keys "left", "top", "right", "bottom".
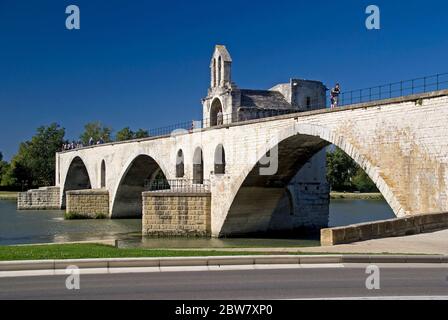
{"left": 0, "top": 255, "right": 447, "bottom": 272}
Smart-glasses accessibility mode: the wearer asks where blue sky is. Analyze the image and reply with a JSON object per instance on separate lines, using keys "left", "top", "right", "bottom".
{"left": 0, "top": 0, "right": 447, "bottom": 160}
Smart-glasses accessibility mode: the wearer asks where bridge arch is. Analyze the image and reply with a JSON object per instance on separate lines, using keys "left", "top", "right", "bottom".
{"left": 111, "top": 154, "right": 168, "bottom": 218}
{"left": 62, "top": 156, "right": 92, "bottom": 208}
{"left": 219, "top": 123, "right": 402, "bottom": 236}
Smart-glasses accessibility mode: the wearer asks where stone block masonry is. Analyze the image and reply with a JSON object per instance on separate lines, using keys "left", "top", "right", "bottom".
{"left": 66, "top": 189, "right": 109, "bottom": 219}
{"left": 143, "top": 192, "right": 211, "bottom": 237}
{"left": 17, "top": 186, "right": 60, "bottom": 210}
{"left": 321, "top": 212, "right": 448, "bottom": 246}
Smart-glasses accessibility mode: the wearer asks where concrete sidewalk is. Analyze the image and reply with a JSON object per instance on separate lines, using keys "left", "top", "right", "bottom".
{"left": 301, "top": 229, "right": 448, "bottom": 255}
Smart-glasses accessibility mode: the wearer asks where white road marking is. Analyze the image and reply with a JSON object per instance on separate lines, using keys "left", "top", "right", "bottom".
{"left": 0, "top": 263, "right": 345, "bottom": 278}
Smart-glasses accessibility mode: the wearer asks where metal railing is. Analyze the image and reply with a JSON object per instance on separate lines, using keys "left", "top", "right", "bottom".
{"left": 146, "top": 179, "right": 210, "bottom": 193}
{"left": 147, "top": 109, "right": 300, "bottom": 138}
{"left": 335, "top": 72, "right": 448, "bottom": 107}
{"left": 61, "top": 72, "right": 448, "bottom": 151}
{"left": 147, "top": 72, "right": 448, "bottom": 137}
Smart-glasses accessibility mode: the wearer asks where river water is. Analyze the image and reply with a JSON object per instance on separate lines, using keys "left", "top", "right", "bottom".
{"left": 0, "top": 199, "right": 394, "bottom": 248}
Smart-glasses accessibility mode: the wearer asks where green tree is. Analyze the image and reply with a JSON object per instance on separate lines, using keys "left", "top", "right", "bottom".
{"left": 4, "top": 123, "right": 65, "bottom": 188}
{"left": 134, "top": 128, "right": 149, "bottom": 139}
{"left": 326, "top": 147, "right": 378, "bottom": 192}
{"left": 352, "top": 169, "right": 378, "bottom": 193}
{"left": 0, "top": 152, "right": 4, "bottom": 177}
{"left": 80, "top": 121, "right": 112, "bottom": 145}
{"left": 115, "top": 127, "right": 135, "bottom": 141}
{"left": 326, "top": 147, "right": 357, "bottom": 191}
{"left": 0, "top": 152, "right": 10, "bottom": 186}
{"left": 0, "top": 163, "right": 14, "bottom": 187}
{"left": 116, "top": 127, "right": 149, "bottom": 141}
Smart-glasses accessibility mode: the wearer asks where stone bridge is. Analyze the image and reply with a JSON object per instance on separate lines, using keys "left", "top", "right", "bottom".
{"left": 53, "top": 90, "right": 448, "bottom": 237}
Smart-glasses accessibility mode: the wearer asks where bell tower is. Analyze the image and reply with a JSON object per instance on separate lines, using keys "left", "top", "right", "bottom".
{"left": 203, "top": 45, "right": 236, "bottom": 127}
{"left": 210, "top": 45, "right": 232, "bottom": 89}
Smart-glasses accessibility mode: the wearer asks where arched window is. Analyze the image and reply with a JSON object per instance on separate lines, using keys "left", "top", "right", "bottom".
{"left": 100, "top": 160, "right": 106, "bottom": 188}
{"left": 212, "top": 58, "right": 217, "bottom": 87}
{"left": 193, "top": 147, "right": 204, "bottom": 184}
{"left": 214, "top": 144, "right": 226, "bottom": 174}
{"left": 176, "top": 149, "right": 184, "bottom": 178}
{"left": 210, "top": 98, "right": 223, "bottom": 127}
{"left": 217, "top": 56, "right": 222, "bottom": 86}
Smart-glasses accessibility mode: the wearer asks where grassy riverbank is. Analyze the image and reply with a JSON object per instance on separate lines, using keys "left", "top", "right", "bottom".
{"left": 0, "top": 243, "right": 287, "bottom": 261}
{"left": 0, "top": 191, "right": 18, "bottom": 200}
{"left": 330, "top": 192, "right": 383, "bottom": 200}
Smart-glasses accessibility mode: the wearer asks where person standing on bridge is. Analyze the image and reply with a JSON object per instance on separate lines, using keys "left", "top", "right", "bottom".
{"left": 217, "top": 109, "right": 223, "bottom": 125}
{"left": 331, "top": 83, "right": 341, "bottom": 109}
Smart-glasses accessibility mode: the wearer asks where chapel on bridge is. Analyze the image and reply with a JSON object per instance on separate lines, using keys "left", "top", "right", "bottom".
{"left": 202, "top": 45, "right": 327, "bottom": 127}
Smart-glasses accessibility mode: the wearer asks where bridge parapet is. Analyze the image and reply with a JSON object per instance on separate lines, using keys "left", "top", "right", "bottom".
{"left": 321, "top": 212, "right": 448, "bottom": 246}
{"left": 56, "top": 88, "right": 448, "bottom": 158}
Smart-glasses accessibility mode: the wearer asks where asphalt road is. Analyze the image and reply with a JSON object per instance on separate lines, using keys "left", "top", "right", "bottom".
{"left": 0, "top": 264, "right": 447, "bottom": 300}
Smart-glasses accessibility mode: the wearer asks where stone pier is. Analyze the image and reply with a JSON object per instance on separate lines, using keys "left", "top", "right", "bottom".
{"left": 142, "top": 192, "right": 211, "bottom": 236}
{"left": 66, "top": 189, "right": 109, "bottom": 219}
{"left": 17, "top": 186, "right": 60, "bottom": 210}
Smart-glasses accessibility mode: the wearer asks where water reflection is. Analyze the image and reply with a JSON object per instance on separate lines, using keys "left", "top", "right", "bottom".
{"left": 329, "top": 199, "right": 394, "bottom": 227}
{"left": 0, "top": 198, "right": 395, "bottom": 247}
{"left": 0, "top": 200, "right": 140, "bottom": 245}
{"left": 121, "top": 237, "right": 320, "bottom": 249}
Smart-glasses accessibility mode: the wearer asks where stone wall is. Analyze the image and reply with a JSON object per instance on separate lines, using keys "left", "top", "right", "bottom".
{"left": 66, "top": 189, "right": 109, "bottom": 219}
{"left": 287, "top": 150, "right": 330, "bottom": 229}
{"left": 142, "top": 192, "right": 211, "bottom": 236}
{"left": 321, "top": 212, "right": 448, "bottom": 246}
{"left": 17, "top": 186, "right": 60, "bottom": 210}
